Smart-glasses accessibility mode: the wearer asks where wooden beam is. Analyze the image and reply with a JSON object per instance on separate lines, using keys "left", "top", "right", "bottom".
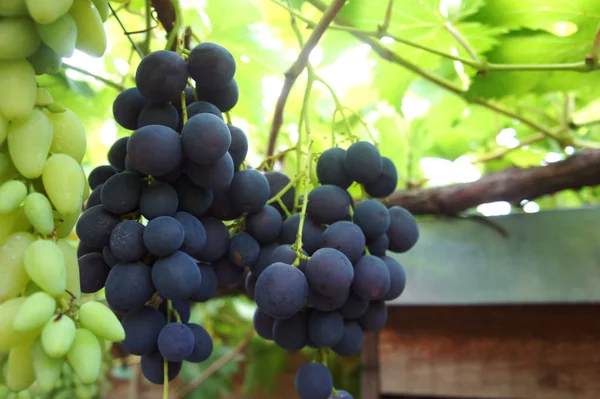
{"left": 361, "top": 332, "right": 380, "bottom": 399}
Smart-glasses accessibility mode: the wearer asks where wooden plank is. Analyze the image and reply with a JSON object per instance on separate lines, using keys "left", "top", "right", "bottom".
{"left": 379, "top": 305, "right": 600, "bottom": 399}
{"left": 361, "top": 332, "right": 380, "bottom": 399}
{"left": 387, "top": 206, "right": 600, "bottom": 305}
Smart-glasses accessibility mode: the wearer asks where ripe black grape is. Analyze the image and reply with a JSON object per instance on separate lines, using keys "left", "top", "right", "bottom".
{"left": 265, "top": 171, "right": 295, "bottom": 215}
{"left": 107, "top": 136, "right": 129, "bottom": 171}
{"left": 212, "top": 257, "right": 244, "bottom": 286}
{"left": 190, "top": 264, "right": 217, "bottom": 302}
{"left": 339, "top": 291, "right": 369, "bottom": 320}
{"left": 358, "top": 300, "right": 388, "bottom": 332}
{"left": 139, "top": 181, "right": 179, "bottom": 220}
{"left": 250, "top": 243, "right": 278, "bottom": 276}
{"left": 255, "top": 262, "right": 308, "bottom": 319}
{"left": 181, "top": 113, "right": 232, "bottom": 164}
{"left": 127, "top": 125, "right": 182, "bottom": 176}
{"left": 253, "top": 309, "right": 275, "bottom": 340}
{"left": 138, "top": 103, "right": 179, "bottom": 130}
{"left": 387, "top": 206, "right": 419, "bottom": 253}
{"left": 321, "top": 221, "right": 366, "bottom": 263}
{"left": 78, "top": 253, "right": 110, "bottom": 294}
{"left": 100, "top": 171, "right": 143, "bottom": 215}
{"left": 228, "top": 232, "right": 260, "bottom": 267}
{"left": 112, "top": 88, "right": 147, "bottom": 130}
{"left": 344, "top": 141, "right": 382, "bottom": 184}
{"left": 295, "top": 362, "right": 333, "bottom": 399}
{"left": 367, "top": 234, "right": 389, "bottom": 256}
{"left": 185, "top": 152, "right": 234, "bottom": 191}
{"left": 316, "top": 147, "right": 353, "bottom": 189}
{"left": 353, "top": 199, "right": 390, "bottom": 239}
{"left": 152, "top": 251, "right": 202, "bottom": 300}
{"left": 135, "top": 50, "right": 188, "bottom": 103}
{"left": 188, "top": 42, "right": 236, "bottom": 90}
{"left": 246, "top": 205, "right": 283, "bottom": 245}
{"left": 77, "top": 242, "right": 101, "bottom": 258}
{"left": 174, "top": 176, "right": 214, "bottom": 218}
{"left": 121, "top": 306, "right": 166, "bottom": 355}
{"left": 86, "top": 184, "right": 102, "bottom": 208}
{"left": 143, "top": 216, "right": 184, "bottom": 257}
{"left": 307, "top": 310, "right": 344, "bottom": 348}
{"left": 271, "top": 244, "right": 308, "bottom": 272}
{"left": 279, "top": 213, "right": 323, "bottom": 255}
{"left": 307, "top": 288, "right": 349, "bottom": 312}
{"left": 273, "top": 311, "right": 308, "bottom": 351}
{"left": 105, "top": 262, "right": 155, "bottom": 312}
{"left": 364, "top": 156, "right": 398, "bottom": 198}
{"left": 141, "top": 351, "right": 182, "bottom": 384}
{"left": 196, "top": 79, "right": 239, "bottom": 112}
{"left": 109, "top": 220, "right": 146, "bottom": 262}
{"left": 352, "top": 255, "right": 390, "bottom": 300}
{"left": 229, "top": 169, "right": 270, "bottom": 214}
{"left": 76, "top": 205, "right": 120, "bottom": 248}
{"left": 227, "top": 125, "right": 248, "bottom": 171}
{"left": 102, "top": 246, "right": 119, "bottom": 268}
{"left": 158, "top": 299, "right": 191, "bottom": 324}
{"left": 186, "top": 100, "right": 224, "bottom": 120}
{"left": 174, "top": 211, "right": 207, "bottom": 257}
{"left": 208, "top": 190, "right": 242, "bottom": 221}
{"left": 88, "top": 165, "right": 117, "bottom": 190}
{"left": 245, "top": 271, "right": 257, "bottom": 299}
{"left": 306, "top": 185, "right": 351, "bottom": 225}
{"left": 381, "top": 255, "right": 406, "bottom": 300}
{"left": 196, "top": 217, "right": 230, "bottom": 262}
{"left": 329, "top": 390, "right": 353, "bottom": 399}
{"left": 157, "top": 322, "right": 195, "bottom": 362}
{"left": 186, "top": 323, "right": 214, "bottom": 363}
{"left": 332, "top": 321, "right": 363, "bottom": 356}
{"left": 155, "top": 163, "right": 184, "bottom": 183}
{"left": 305, "top": 248, "right": 354, "bottom": 297}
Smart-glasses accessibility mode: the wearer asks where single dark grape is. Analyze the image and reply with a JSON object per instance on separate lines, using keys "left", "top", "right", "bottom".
{"left": 196, "top": 79, "right": 239, "bottom": 112}
{"left": 271, "top": 244, "right": 308, "bottom": 273}
{"left": 127, "top": 125, "right": 182, "bottom": 176}
{"left": 139, "top": 181, "right": 179, "bottom": 220}
{"left": 152, "top": 251, "right": 201, "bottom": 300}
{"left": 321, "top": 221, "right": 366, "bottom": 263}
{"left": 196, "top": 217, "right": 230, "bottom": 262}
{"left": 88, "top": 165, "right": 117, "bottom": 190}
{"left": 305, "top": 248, "right": 354, "bottom": 298}
{"left": 364, "top": 156, "right": 398, "bottom": 198}
{"left": 158, "top": 298, "right": 191, "bottom": 324}
{"left": 316, "top": 147, "right": 353, "bottom": 189}
{"left": 137, "top": 103, "right": 179, "bottom": 130}
{"left": 102, "top": 246, "right": 119, "bottom": 268}
{"left": 306, "top": 185, "right": 351, "bottom": 225}
{"left": 141, "top": 351, "right": 182, "bottom": 384}
{"left": 212, "top": 257, "right": 244, "bottom": 286}
{"left": 387, "top": 206, "right": 419, "bottom": 253}
{"left": 246, "top": 205, "right": 283, "bottom": 245}
{"left": 255, "top": 262, "right": 308, "bottom": 319}
{"left": 185, "top": 152, "right": 234, "bottom": 191}
{"left": 279, "top": 213, "right": 323, "bottom": 255}
{"left": 295, "top": 362, "right": 333, "bottom": 399}
{"left": 228, "top": 232, "right": 260, "bottom": 268}
{"left": 174, "top": 176, "right": 214, "bottom": 218}
{"left": 157, "top": 322, "right": 195, "bottom": 362}
{"left": 367, "top": 234, "right": 389, "bottom": 256}
{"left": 100, "top": 171, "right": 143, "bottom": 215}
{"left": 381, "top": 255, "right": 406, "bottom": 301}
{"left": 307, "top": 310, "right": 344, "bottom": 348}
{"left": 253, "top": 309, "right": 275, "bottom": 340}
{"left": 174, "top": 211, "right": 207, "bottom": 257}
{"left": 143, "top": 216, "right": 184, "bottom": 257}
{"left": 188, "top": 42, "right": 236, "bottom": 90}
{"left": 250, "top": 243, "right": 278, "bottom": 276}
{"left": 105, "top": 262, "right": 155, "bottom": 313}
{"left": 109, "top": 220, "right": 146, "bottom": 262}
{"left": 339, "top": 291, "right": 369, "bottom": 320}
{"left": 358, "top": 300, "right": 388, "bottom": 332}
{"left": 227, "top": 125, "right": 248, "bottom": 171}
{"left": 332, "top": 320, "right": 363, "bottom": 356}
{"left": 186, "top": 323, "right": 214, "bottom": 363}
{"left": 208, "top": 190, "right": 242, "bottom": 221}
{"left": 86, "top": 184, "right": 102, "bottom": 208}
{"left": 190, "top": 264, "right": 217, "bottom": 302}
{"left": 344, "top": 141, "right": 382, "bottom": 184}
{"left": 352, "top": 255, "right": 391, "bottom": 301}
{"left": 265, "top": 171, "right": 295, "bottom": 215}
{"left": 229, "top": 169, "right": 270, "bottom": 214}
{"left": 245, "top": 271, "right": 257, "bottom": 299}
{"left": 78, "top": 253, "right": 110, "bottom": 294}
{"left": 155, "top": 162, "right": 183, "bottom": 183}
{"left": 181, "top": 113, "right": 232, "bottom": 164}
{"left": 112, "top": 88, "right": 147, "bottom": 130}
{"left": 273, "top": 311, "right": 308, "bottom": 351}
{"left": 186, "top": 100, "right": 224, "bottom": 120}
{"left": 135, "top": 50, "right": 188, "bottom": 103}
{"left": 76, "top": 205, "right": 120, "bottom": 248}
{"left": 329, "top": 390, "right": 353, "bottom": 399}
{"left": 77, "top": 241, "right": 101, "bottom": 258}
{"left": 121, "top": 306, "right": 166, "bottom": 355}
{"left": 107, "top": 136, "right": 129, "bottom": 171}
{"left": 307, "top": 287, "right": 349, "bottom": 312}
{"left": 354, "top": 199, "right": 390, "bottom": 239}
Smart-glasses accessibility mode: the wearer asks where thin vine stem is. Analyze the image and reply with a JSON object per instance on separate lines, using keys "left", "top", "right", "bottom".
{"left": 293, "top": 141, "right": 313, "bottom": 265}
{"left": 62, "top": 63, "right": 125, "bottom": 91}
{"left": 109, "top": 3, "right": 145, "bottom": 58}
{"left": 444, "top": 21, "right": 479, "bottom": 62}
{"left": 165, "top": 0, "right": 183, "bottom": 52}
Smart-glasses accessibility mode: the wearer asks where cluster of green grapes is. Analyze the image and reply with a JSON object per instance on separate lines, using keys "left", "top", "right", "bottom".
{"left": 0, "top": 1, "right": 123, "bottom": 398}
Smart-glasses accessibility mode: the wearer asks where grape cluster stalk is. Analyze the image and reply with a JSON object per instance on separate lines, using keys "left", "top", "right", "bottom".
{"left": 0, "top": 1, "right": 124, "bottom": 398}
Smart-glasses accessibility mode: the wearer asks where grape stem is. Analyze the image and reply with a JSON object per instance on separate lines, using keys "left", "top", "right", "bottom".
{"left": 292, "top": 141, "right": 313, "bottom": 266}
{"left": 180, "top": 91, "right": 188, "bottom": 124}
{"left": 108, "top": 3, "right": 146, "bottom": 58}
{"left": 165, "top": 0, "right": 183, "bottom": 52}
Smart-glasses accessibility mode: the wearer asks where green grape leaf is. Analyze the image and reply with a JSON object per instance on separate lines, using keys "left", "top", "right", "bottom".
{"left": 289, "top": 0, "right": 305, "bottom": 10}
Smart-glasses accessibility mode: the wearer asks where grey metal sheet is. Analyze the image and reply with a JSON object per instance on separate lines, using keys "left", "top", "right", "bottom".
{"left": 387, "top": 206, "right": 600, "bottom": 305}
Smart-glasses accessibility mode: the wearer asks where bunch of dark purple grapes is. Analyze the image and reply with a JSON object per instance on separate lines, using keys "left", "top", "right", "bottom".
{"left": 248, "top": 142, "right": 419, "bottom": 399}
